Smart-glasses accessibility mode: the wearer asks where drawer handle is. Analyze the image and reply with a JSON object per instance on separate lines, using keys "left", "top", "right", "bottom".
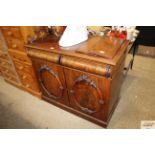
{"left": 22, "top": 75, "right": 27, "bottom": 79}
{"left": 7, "top": 31, "right": 12, "bottom": 36}
{"left": 12, "top": 44, "right": 17, "bottom": 48}
{"left": 25, "top": 84, "right": 30, "bottom": 88}
{"left": 19, "top": 66, "right": 24, "bottom": 70}
{"left": 2, "top": 62, "right": 5, "bottom": 65}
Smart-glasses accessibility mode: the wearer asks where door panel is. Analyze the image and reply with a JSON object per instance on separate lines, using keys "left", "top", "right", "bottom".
{"left": 32, "top": 58, "right": 69, "bottom": 105}
{"left": 64, "top": 68, "right": 109, "bottom": 121}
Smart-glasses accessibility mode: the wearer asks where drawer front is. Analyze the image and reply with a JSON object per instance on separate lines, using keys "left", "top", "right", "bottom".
{"left": 6, "top": 38, "right": 25, "bottom": 51}
{"left": 0, "top": 58, "right": 13, "bottom": 68}
{"left": 3, "top": 72, "right": 20, "bottom": 83}
{"left": 0, "top": 53, "right": 10, "bottom": 61}
{"left": 2, "top": 27, "right": 22, "bottom": 40}
{"left": 14, "top": 61, "right": 33, "bottom": 74}
{"left": 18, "top": 71, "right": 40, "bottom": 91}
{"left": 0, "top": 66, "right": 17, "bottom": 77}
{"left": 60, "top": 55, "right": 112, "bottom": 77}
{"left": 1, "top": 26, "right": 19, "bottom": 30}
{"left": 9, "top": 49, "right": 31, "bottom": 64}
{"left": 27, "top": 49, "right": 60, "bottom": 64}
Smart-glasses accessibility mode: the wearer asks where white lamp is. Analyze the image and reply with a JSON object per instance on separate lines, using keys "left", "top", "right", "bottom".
{"left": 59, "top": 26, "right": 88, "bottom": 47}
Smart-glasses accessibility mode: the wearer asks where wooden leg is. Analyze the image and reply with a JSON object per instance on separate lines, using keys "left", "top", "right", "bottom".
{"left": 130, "top": 59, "right": 134, "bottom": 69}
{"left": 130, "top": 43, "right": 138, "bottom": 70}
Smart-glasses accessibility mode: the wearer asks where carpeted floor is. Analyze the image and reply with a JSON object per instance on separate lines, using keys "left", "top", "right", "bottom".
{"left": 0, "top": 55, "right": 155, "bottom": 129}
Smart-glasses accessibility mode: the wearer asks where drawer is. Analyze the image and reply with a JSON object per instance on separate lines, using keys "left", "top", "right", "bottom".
{"left": 3, "top": 72, "right": 19, "bottom": 83}
{"left": 60, "top": 55, "right": 111, "bottom": 76}
{"left": 2, "top": 27, "right": 22, "bottom": 40}
{"left": 1, "top": 26, "right": 19, "bottom": 30}
{"left": 14, "top": 61, "right": 33, "bottom": 74}
{"left": 27, "top": 49, "right": 60, "bottom": 64}
{"left": 9, "top": 49, "right": 32, "bottom": 64}
{"left": 0, "top": 66, "right": 17, "bottom": 77}
{"left": 0, "top": 53, "right": 10, "bottom": 61}
{"left": 19, "top": 72, "right": 39, "bottom": 91}
{"left": 6, "top": 38, "right": 25, "bottom": 51}
{"left": 0, "top": 58, "right": 13, "bottom": 68}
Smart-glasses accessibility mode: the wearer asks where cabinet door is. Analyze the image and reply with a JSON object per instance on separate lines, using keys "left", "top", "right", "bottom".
{"left": 64, "top": 68, "right": 109, "bottom": 121}
{"left": 32, "top": 58, "right": 69, "bottom": 105}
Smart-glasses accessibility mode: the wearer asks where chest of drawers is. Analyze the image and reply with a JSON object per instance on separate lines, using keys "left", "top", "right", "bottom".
{"left": 0, "top": 26, "right": 44, "bottom": 97}
{"left": 0, "top": 30, "right": 21, "bottom": 86}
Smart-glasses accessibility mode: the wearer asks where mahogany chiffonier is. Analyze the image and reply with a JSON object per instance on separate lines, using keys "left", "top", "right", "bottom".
{"left": 0, "top": 29, "right": 21, "bottom": 86}
{"left": 0, "top": 26, "right": 48, "bottom": 97}
{"left": 26, "top": 36, "right": 130, "bottom": 127}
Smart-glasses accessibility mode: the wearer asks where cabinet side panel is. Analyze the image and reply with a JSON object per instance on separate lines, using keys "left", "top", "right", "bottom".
{"left": 108, "top": 57, "right": 126, "bottom": 118}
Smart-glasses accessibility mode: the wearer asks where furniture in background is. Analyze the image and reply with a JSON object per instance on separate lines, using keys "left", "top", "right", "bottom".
{"left": 0, "top": 26, "right": 48, "bottom": 97}
{"left": 26, "top": 36, "right": 130, "bottom": 127}
{"left": 0, "top": 29, "right": 21, "bottom": 86}
{"left": 131, "top": 26, "right": 155, "bottom": 67}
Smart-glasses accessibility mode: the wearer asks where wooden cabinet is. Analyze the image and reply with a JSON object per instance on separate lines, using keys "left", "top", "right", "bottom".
{"left": 26, "top": 36, "right": 130, "bottom": 127}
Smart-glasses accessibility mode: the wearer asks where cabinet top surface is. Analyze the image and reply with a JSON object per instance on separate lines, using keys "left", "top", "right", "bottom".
{"left": 25, "top": 36, "right": 130, "bottom": 65}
